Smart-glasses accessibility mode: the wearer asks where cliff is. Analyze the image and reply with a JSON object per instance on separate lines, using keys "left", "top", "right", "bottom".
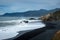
{"left": 41, "top": 10, "right": 60, "bottom": 21}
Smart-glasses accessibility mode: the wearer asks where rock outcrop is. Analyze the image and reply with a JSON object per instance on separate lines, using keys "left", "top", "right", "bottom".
{"left": 52, "top": 30, "right": 60, "bottom": 40}
{"left": 41, "top": 10, "right": 60, "bottom": 22}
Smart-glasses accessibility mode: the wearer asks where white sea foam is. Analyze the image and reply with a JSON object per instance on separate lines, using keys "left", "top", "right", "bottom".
{"left": 0, "top": 19, "right": 45, "bottom": 40}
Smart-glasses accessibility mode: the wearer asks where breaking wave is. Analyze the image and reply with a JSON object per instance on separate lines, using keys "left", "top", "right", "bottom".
{"left": 0, "top": 18, "right": 45, "bottom": 40}
{"left": 0, "top": 19, "right": 42, "bottom": 27}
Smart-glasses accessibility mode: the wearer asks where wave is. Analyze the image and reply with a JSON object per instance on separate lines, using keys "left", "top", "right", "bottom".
{"left": 0, "top": 19, "right": 42, "bottom": 27}
{"left": 0, "top": 17, "right": 45, "bottom": 40}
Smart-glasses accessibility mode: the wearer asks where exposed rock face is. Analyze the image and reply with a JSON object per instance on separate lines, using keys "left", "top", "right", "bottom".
{"left": 52, "top": 30, "right": 60, "bottom": 40}
{"left": 41, "top": 10, "right": 60, "bottom": 22}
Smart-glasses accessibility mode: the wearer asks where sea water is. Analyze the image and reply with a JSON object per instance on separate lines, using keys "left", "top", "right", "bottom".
{"left": 0, "top": 17, "right": 45, "bottom": 40}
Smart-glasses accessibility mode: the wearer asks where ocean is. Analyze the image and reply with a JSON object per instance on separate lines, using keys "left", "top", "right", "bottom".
{"left": 0, "top": 17, "right": 45, "bottom": 40}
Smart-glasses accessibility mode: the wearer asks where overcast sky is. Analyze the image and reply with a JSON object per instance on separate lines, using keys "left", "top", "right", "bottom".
{"left": 0, "top": 0, "right": 60, "bottom": 15}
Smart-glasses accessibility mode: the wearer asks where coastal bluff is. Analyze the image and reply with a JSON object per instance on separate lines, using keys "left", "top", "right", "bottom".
{"left": 40, "top": 10, "right": 60, "bottom": 22}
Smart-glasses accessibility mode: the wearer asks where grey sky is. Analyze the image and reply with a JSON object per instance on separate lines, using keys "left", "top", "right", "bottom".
{"left": 0, "top": 0, "right": 60, "bottom": 15}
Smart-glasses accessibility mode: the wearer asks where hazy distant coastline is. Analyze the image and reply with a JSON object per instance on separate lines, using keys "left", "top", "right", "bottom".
{"left": 0, "top": 8, "right": 60, "bottom": 17}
